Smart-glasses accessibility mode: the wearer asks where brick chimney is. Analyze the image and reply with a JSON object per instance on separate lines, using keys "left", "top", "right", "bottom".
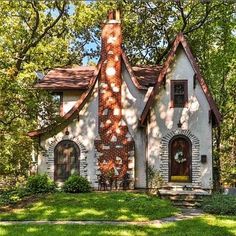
{"left": 94, "top": 10, "right": 135, "bottom": 189}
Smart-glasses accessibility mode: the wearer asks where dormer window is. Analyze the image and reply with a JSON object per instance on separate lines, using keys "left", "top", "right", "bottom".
{"left": 171, "top": 80, "right": 188, "bottom": 108}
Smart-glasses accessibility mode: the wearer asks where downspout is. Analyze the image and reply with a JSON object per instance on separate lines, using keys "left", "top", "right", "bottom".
{"left": 145, "top": 114, "right": 149, "bottom": 190}
{"left": 211, "top": 117, "right": 213, "bottom": 193}
{"left": 36, "top": 135, "right": 41, "bottom": 174}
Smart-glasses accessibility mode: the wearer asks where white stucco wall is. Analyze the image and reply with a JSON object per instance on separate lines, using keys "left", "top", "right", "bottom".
{"left": 62, "top": 90, "right": 84, "bottom": 114}
{"left": 121, "top": 63, "right": 147, "bottom": 188}
{"left": 38, "top": 83, "right": 99, "bottom": 186}
{"left": 147, "top": 47, "right": 213, "bottom": 189}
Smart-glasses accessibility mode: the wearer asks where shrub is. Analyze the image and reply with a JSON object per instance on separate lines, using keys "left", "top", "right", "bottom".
{"left": 0, "top": 174, "right": 56, "bottom": 206}
{"left": 63, "top": 174, "right": 91, "bottom": 193}
{"left": 0, "top": 187, "right": 30, "bottom": 206}
{"left": 26, "top": 174, "right": 56, "bottom": 194}
{"left": 147, "top": 165, "right": 164, "bottom": 190}
{"left": 0, "top": 175, "right": 27, "bottom": 192}
{"left": 201, "top": 193, "right": 236, "bottom": 215}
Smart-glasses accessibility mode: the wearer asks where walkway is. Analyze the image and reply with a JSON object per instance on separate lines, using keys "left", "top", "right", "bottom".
{"left": 0, "top": 208, "right": 203, "bottom": 226}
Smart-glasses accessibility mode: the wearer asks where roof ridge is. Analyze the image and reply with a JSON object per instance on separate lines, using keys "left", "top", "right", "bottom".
{"left": 132, "top": 65, "right": 162, "bottom": 68}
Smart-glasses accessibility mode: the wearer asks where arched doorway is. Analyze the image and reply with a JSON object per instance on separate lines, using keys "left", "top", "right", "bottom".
{"left": 54, "top": 140, "right": 80, "bottom": 182}
{"left": 169, "top": 136, "right": 192, "bottom": 182}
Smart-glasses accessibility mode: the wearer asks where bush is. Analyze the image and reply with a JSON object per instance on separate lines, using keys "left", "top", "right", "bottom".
{"left": 0, "top": 188, "right": 28, "bottom": 206}
{"left": 147, "top": 165, "right": 164, "bottom": 190}
{"left": 201, "top": 194, "right": 236, "bottom": 215}
{"left": 0, "top": 187, "right": 31, "bottom": 206}
{"left": 0, "top": 174, "right": 56, "bottom": 206}
{"left": 0, "top": 175, "right": 27, "bottom": 192}
{"left": 26, "top": 174, "right": 56, "bottom": 194}
{"left": 63, "top": 174, "right": 91, "bottom": 193}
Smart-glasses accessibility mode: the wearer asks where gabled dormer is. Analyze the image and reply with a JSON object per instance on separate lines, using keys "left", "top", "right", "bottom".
{"left": 34, "top": 66, "right": 96, "bottom": 116}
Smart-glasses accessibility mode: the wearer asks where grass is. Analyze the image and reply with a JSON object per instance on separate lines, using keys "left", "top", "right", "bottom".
{"left": 201, "top": 193, "right": 236, "bottom": 215}
{"left": 0, "top": 215, "right": 235, "bottom": 236}
{"left": 0, "top": 192, "right": 178, "bottom": 221}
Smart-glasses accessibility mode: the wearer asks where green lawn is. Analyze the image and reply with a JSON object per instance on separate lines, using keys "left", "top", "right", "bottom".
{"left": 0, "top": 192, "right": 178, "bottom": 221}
{"left": 0, "top": 215, "right": 235, "bottom": 236}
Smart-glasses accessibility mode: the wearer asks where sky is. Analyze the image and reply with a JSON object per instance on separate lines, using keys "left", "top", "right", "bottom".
{"left": 50, "top": 2, "right": 99, "bottom": 65}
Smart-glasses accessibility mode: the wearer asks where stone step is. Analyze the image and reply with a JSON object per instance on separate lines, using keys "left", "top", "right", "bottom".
{"left": 163, "top": 195, "right": 204, "bottom": 201}
{"left": 158, "top": 188, "right": 210, "bottom": 208}
{"left": 158, "top": 189, "right": 210, "bottom": 196}
{"left": 173, "top": 201, "right": 202, "bottom": 208}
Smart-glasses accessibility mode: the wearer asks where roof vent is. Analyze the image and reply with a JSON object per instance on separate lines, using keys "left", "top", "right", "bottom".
{"left": 35, "top": 71, "right": 45, "bottom": 81}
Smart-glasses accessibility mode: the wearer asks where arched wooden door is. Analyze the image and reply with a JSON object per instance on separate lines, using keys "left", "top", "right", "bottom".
{"left": 54, "top": 140, "right": 80, "bottom": 182}
{"left": 169, "top": 136, "right": 192, "bottom": 182}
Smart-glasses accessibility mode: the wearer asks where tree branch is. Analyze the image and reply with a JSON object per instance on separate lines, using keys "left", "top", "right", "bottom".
{"left": 30, "top": 0, "right": 40, "bottom": 40}
{"left": 155, "top": 42, "right": 172, "bottom": 65}
{"left": 184, "top": 2, "right": 225, "bottom": 35}
{"left": 0, "top": 113, "right": 17, "bottom": 127}
{"left": 31, "top": 1, "right": 67, "bottom": 47}
{"left": 175, "top": 1, "right": 187, "bottom": 32}
{"left": 15, "top": 0, "right": 67, "bottom": 75}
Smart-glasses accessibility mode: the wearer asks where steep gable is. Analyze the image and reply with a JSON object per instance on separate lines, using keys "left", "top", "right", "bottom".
{"left": 140, "top": 33, "right": 222, "bottom": 127}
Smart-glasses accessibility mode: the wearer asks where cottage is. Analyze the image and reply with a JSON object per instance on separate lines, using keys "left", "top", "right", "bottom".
{"left": 29, "top": 10, "right": 221, "bottom": 192}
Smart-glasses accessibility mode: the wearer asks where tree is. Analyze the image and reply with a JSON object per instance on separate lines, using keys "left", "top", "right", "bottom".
{"left": 188, "top": 2, "right": 236, "bottom": 188}
{"left": 0, "top": 0, "right": 80, "bottom": 181}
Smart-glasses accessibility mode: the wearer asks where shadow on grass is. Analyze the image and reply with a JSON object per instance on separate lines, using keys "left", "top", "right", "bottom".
{"left": 0, "top": 192, "right": 178, "bottom": 221}
{"left": 0, "top": 216, "right": 235, "bottom": 236}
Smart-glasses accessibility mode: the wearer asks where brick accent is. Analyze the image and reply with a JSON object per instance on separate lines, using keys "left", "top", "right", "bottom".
{"left": 94, "top": 10, "right": 135, "bottom": 189}
{"left": 160, "top": 129, "right": 201, "bottom": 187}
{"left": 43, "top": 134, "right": 88, "bottom": 181}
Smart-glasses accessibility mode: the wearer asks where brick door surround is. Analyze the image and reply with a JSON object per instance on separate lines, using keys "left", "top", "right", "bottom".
{"left": 160, "top": 129, "right": 201, "bottom": 188}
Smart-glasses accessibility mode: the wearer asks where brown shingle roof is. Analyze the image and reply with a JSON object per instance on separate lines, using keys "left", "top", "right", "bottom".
{"left": 34, "top": 65, "right": 161, "bottom": 90}
{"left": 34, "top": 66, "right": 96, "bottom": 90}
{"left": 132, "top": 65, "right": 162, "bottom": 87}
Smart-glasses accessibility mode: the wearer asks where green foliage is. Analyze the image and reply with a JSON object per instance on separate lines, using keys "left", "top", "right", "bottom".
{"left": 0, "top": 174, "right": 27, "bottom": 193}
{"left": 26, "top": 174, "right": 56, "bottom": 194}
{"left": 147, "top": 165, "right": 164, "bottom": 190}
{"left": 202, "top": 194, "right": 236, "bottom": 216}
{"left": 0, "top": 188, "right": 30, "bottom": 206}
{"left": 0, "top": 174, "right": 55, "bottom": 206}
{"left": 0, "top": 134, "right": 32, "bottom": 177}
{"left": 0, "top": 0, "right": 81, "bottom": 179}
{"left": 62, "top": 174, "right": 91, "bottom": 193}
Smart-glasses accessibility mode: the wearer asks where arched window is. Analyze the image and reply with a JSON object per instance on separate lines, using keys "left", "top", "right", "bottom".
{"left": 54, "top": 140, "right": 80, "bottom": 182}
{"left": 169, "top": 135, "right": 192, "bottom": 182}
